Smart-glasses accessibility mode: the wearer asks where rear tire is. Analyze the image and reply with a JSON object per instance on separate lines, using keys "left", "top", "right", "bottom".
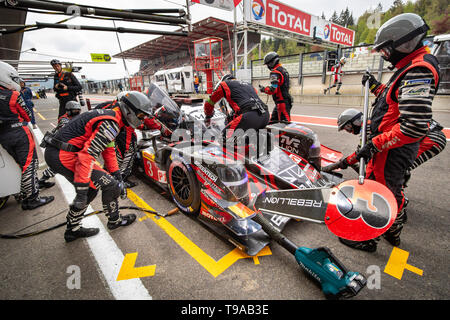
{"left": 167, "top": 158, "right": 200, "bottom": 216}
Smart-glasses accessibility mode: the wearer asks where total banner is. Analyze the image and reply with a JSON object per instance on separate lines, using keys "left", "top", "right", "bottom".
{"left": 246, "top": 0, "right": 354, "bottom": 46}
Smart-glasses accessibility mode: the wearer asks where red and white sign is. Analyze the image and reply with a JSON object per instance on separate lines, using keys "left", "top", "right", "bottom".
{"left": 327, "top": 23, "right": 355, "bottom": 46}
{"left": 265, "top": 0, "right": 311, "bottom": 36}
{"left": 246, "top": 0, "right": 354, "bottom": 46}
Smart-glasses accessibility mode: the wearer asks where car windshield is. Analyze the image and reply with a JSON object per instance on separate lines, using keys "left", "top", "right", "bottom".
{"left": 146, "top": 83, "right": 180, "bottom": 114}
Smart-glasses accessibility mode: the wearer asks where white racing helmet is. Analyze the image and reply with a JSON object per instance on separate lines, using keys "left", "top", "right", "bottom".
{"left": 0, "top": 61, "right": 21, "bottom": 91}
{"left": 372, "top": 13, "right": 429, "bottom": 65}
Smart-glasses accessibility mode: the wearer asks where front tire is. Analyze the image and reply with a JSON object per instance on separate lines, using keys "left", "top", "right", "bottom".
{"left": 167, "top": 158, "right": 200, "bottom": 216}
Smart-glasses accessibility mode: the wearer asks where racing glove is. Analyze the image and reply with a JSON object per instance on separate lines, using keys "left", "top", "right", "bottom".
{"left": 355, "top": 141, "right": 379, "bottom": 162}
{"left": 259, "top": 84, "right": 266, "bottom": 93}
{"left": 72, "top": 182, "right": 90, "bottom": 210}
{"left": 112, "top": 171, "right": 127, "bottom": 200}
{"left": 322, "top": 158, "right": 349, "bottom": 173}
{"left": 361, "top": 72, "right": 381, "bottom": 93}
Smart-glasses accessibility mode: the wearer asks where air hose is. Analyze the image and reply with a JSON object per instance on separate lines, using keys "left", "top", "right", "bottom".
{"left": 0, "top": 206, "right": 164, "bottom": 239}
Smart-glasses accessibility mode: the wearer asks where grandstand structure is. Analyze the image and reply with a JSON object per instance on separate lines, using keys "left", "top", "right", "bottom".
{"left": 113, "top": 17, "right": 259, "bottom": 82}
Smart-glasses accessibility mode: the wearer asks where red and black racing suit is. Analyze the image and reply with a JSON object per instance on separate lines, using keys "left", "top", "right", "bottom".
{"left": 53, "top": 71, "right": 82, "bottom": 119}
{"left": 410, "top": 119, "right": 446, "bottom": 170}
{"left": 95, "top": 100, "right": 173, "bottom": 181}
{"left": 95, "top": 100, "right": 139, "bottom": 182}
{"left": 261, "top": 63, "right": 292, "bottom": 123}
{"left": 204, "top": 79, "right": 269, "bottom": 139}
{"left": 345, "top": 46, "right": 440, "bottom": 238}
{"left": 0, "top": 86, "right": 40, "bottom": 202}
{"left": 44, "top": 107, "right": 125, "bottom": 230}
{"left": 40, "top": 112, "right": 75, "bottom": 181}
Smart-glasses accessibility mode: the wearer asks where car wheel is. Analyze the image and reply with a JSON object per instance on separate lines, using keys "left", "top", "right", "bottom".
{"left": 167, "top": 158, "right": 200, "bottom": 215}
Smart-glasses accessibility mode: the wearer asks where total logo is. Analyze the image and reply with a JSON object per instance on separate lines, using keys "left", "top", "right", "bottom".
{"left": 323, "top": 24, "right": 331, "bottom": 40}
{"left": 252, "top": 0, "right": 265, "bottom": 21}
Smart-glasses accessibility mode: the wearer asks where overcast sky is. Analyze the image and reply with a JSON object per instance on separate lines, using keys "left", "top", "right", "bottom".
{"left": 19, "top": 0, "right": 406, "bottom": 81}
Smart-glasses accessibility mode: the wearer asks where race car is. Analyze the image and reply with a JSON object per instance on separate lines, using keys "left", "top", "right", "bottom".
{"left": 131, "top": 83, "right": 401, "bottom": 298}
{"left": 133, "top": 84, "right": 346, "bottom": 256}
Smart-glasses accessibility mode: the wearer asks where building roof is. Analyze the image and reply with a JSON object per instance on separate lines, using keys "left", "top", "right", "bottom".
{"left": 113, "top": 17, "right": 234, "bottom": 61}
{"left": 0, "top": 8, "right": 27, "bottom": 65}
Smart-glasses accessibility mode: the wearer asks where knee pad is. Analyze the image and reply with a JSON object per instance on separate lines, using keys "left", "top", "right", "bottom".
{"left": 102, "top": 179, "right": 121, "bottom": 203}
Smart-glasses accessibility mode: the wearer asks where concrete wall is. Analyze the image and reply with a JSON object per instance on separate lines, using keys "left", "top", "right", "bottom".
{"left": 252, "top": 72, "right": 450, "bottom": 111}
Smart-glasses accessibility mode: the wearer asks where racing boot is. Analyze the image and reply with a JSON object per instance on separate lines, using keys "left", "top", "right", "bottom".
{"left": 124, "top": 178, "right": 138, "bottom": 188}
{"left": 64, "top": 227, "right": 100, "bottom": 243}
{"left": 339, "top": 237, "right": 378, "bottom": 253}
{"left": 103, "top": 198, "right": 136, "bottom": 230}
{"left": 21, "top": 195, "right": 54, "bottom": 210}
{"left": 107, "top": 214, "right": 137, "bottom": 230}
{"left": 64, "top": 204, "right": 100, "bottom": 242}
{"left": 382, "top": 209, "right": 406, "bottom": 247}
{"left": 38, "top": 177, "right": 55, "bottom": 189}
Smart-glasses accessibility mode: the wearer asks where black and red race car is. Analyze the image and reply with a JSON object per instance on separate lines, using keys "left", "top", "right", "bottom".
{"left": 134, "top": 84, "right": 396, "bottom": 253}
{"left": 132, "top": 83, "right": 400, "bottom": 298}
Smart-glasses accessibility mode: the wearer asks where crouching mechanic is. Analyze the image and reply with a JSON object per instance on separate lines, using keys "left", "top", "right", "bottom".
{"left": 0, "top": 61, "right": 54, "bottom": 210}
{"left": 95, "top": 92, "right": 172, "bottom": 187}
{"left": 204, "top": 74, "right": 269, "bottom": 140}
{"left": 44, "top": 91, "right": 152, "bottom": 242}
{"left": 38, "top": 100, "right": 82, "bottom": 188}
{"left": 324, "top": 108, "right": 446, "bottom": 183}
{"left": 259, "top": 52, "right": 293, "bottom": 123}
{"left": 322, "top": 13, "right": 440, "bottom": 252}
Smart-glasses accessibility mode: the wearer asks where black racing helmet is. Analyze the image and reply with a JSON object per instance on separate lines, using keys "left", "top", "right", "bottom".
{"left": 65, "top": 100, "right": 82, "bottom": 117}
{"left": 220, "top": 73, "right": 235, "bottom": 82}
{"left": 372, "top": 13, "right": 429, "bottom": 65}
{"left": 263, "top": 52, "right": 280, "bottom": 69}
{"left": 214, "top": 73, "right": 236, "bottom": 91}
{"left": 337, "top": 108, "right": 363, "bottom": 135}
{"left": 118, "top": 91, "right": 152, "bottom": 129}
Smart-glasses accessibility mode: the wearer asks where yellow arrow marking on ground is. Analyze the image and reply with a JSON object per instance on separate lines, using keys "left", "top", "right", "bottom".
{"left": 384, "top": 247, "right": 423, "bottom": 280}
{"left": 116, "top": 252, "right": 156, "bottom": 281}
{"left": 127, "top": 189, "right": 272, "bottom": 278}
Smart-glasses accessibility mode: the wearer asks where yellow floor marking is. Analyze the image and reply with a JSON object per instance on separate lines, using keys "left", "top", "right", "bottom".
{"left": 116, "top": 252, "right": 156, "bottom": 281}
{"left": 37, "top": 112, "right": 46, "bottom": 120}
{"left": 384, "top": 247, "right": 423, "bottom": 280}
{"left": 127, "top": 189, "right": 272, "bottom": 278}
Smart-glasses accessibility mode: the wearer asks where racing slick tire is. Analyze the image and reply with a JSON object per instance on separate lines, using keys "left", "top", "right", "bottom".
{"left": 167, "top": 157, "right": 201, "bottom": 216}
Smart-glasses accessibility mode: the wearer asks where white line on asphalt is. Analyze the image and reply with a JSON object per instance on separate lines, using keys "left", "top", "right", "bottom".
{"left": 32, "top": 126, "right": 152, "bottom": 300}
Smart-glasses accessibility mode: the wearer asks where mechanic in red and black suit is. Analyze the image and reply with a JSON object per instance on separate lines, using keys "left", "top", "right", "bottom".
{"left": 324, "top": 109, "right": 446, "bottom": 190}
{"left": 44, "top": 91, "right": 152, "bottom": 242}
{"left": 95, "top": 96, "right": 138, "bottom": 188}
{"left": 38, "top": 100, "right": 83, "bottom": 189}
{"left": 204, "top": 74, "right": 269, "bottom": 140}
{"left": 94, "top": 93, "right": 172, "bottom": 188}
{"left": 325, "top": 14, "right": 441, "bottom": 252}
{"left": 259, "top": 52, "right": 293, "bottom": 123}
{"left": 0, "top": 61, "right": 54, "bottom": 210}
{"left": 51, "top": 59, "right": 83, "bottom": 119}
